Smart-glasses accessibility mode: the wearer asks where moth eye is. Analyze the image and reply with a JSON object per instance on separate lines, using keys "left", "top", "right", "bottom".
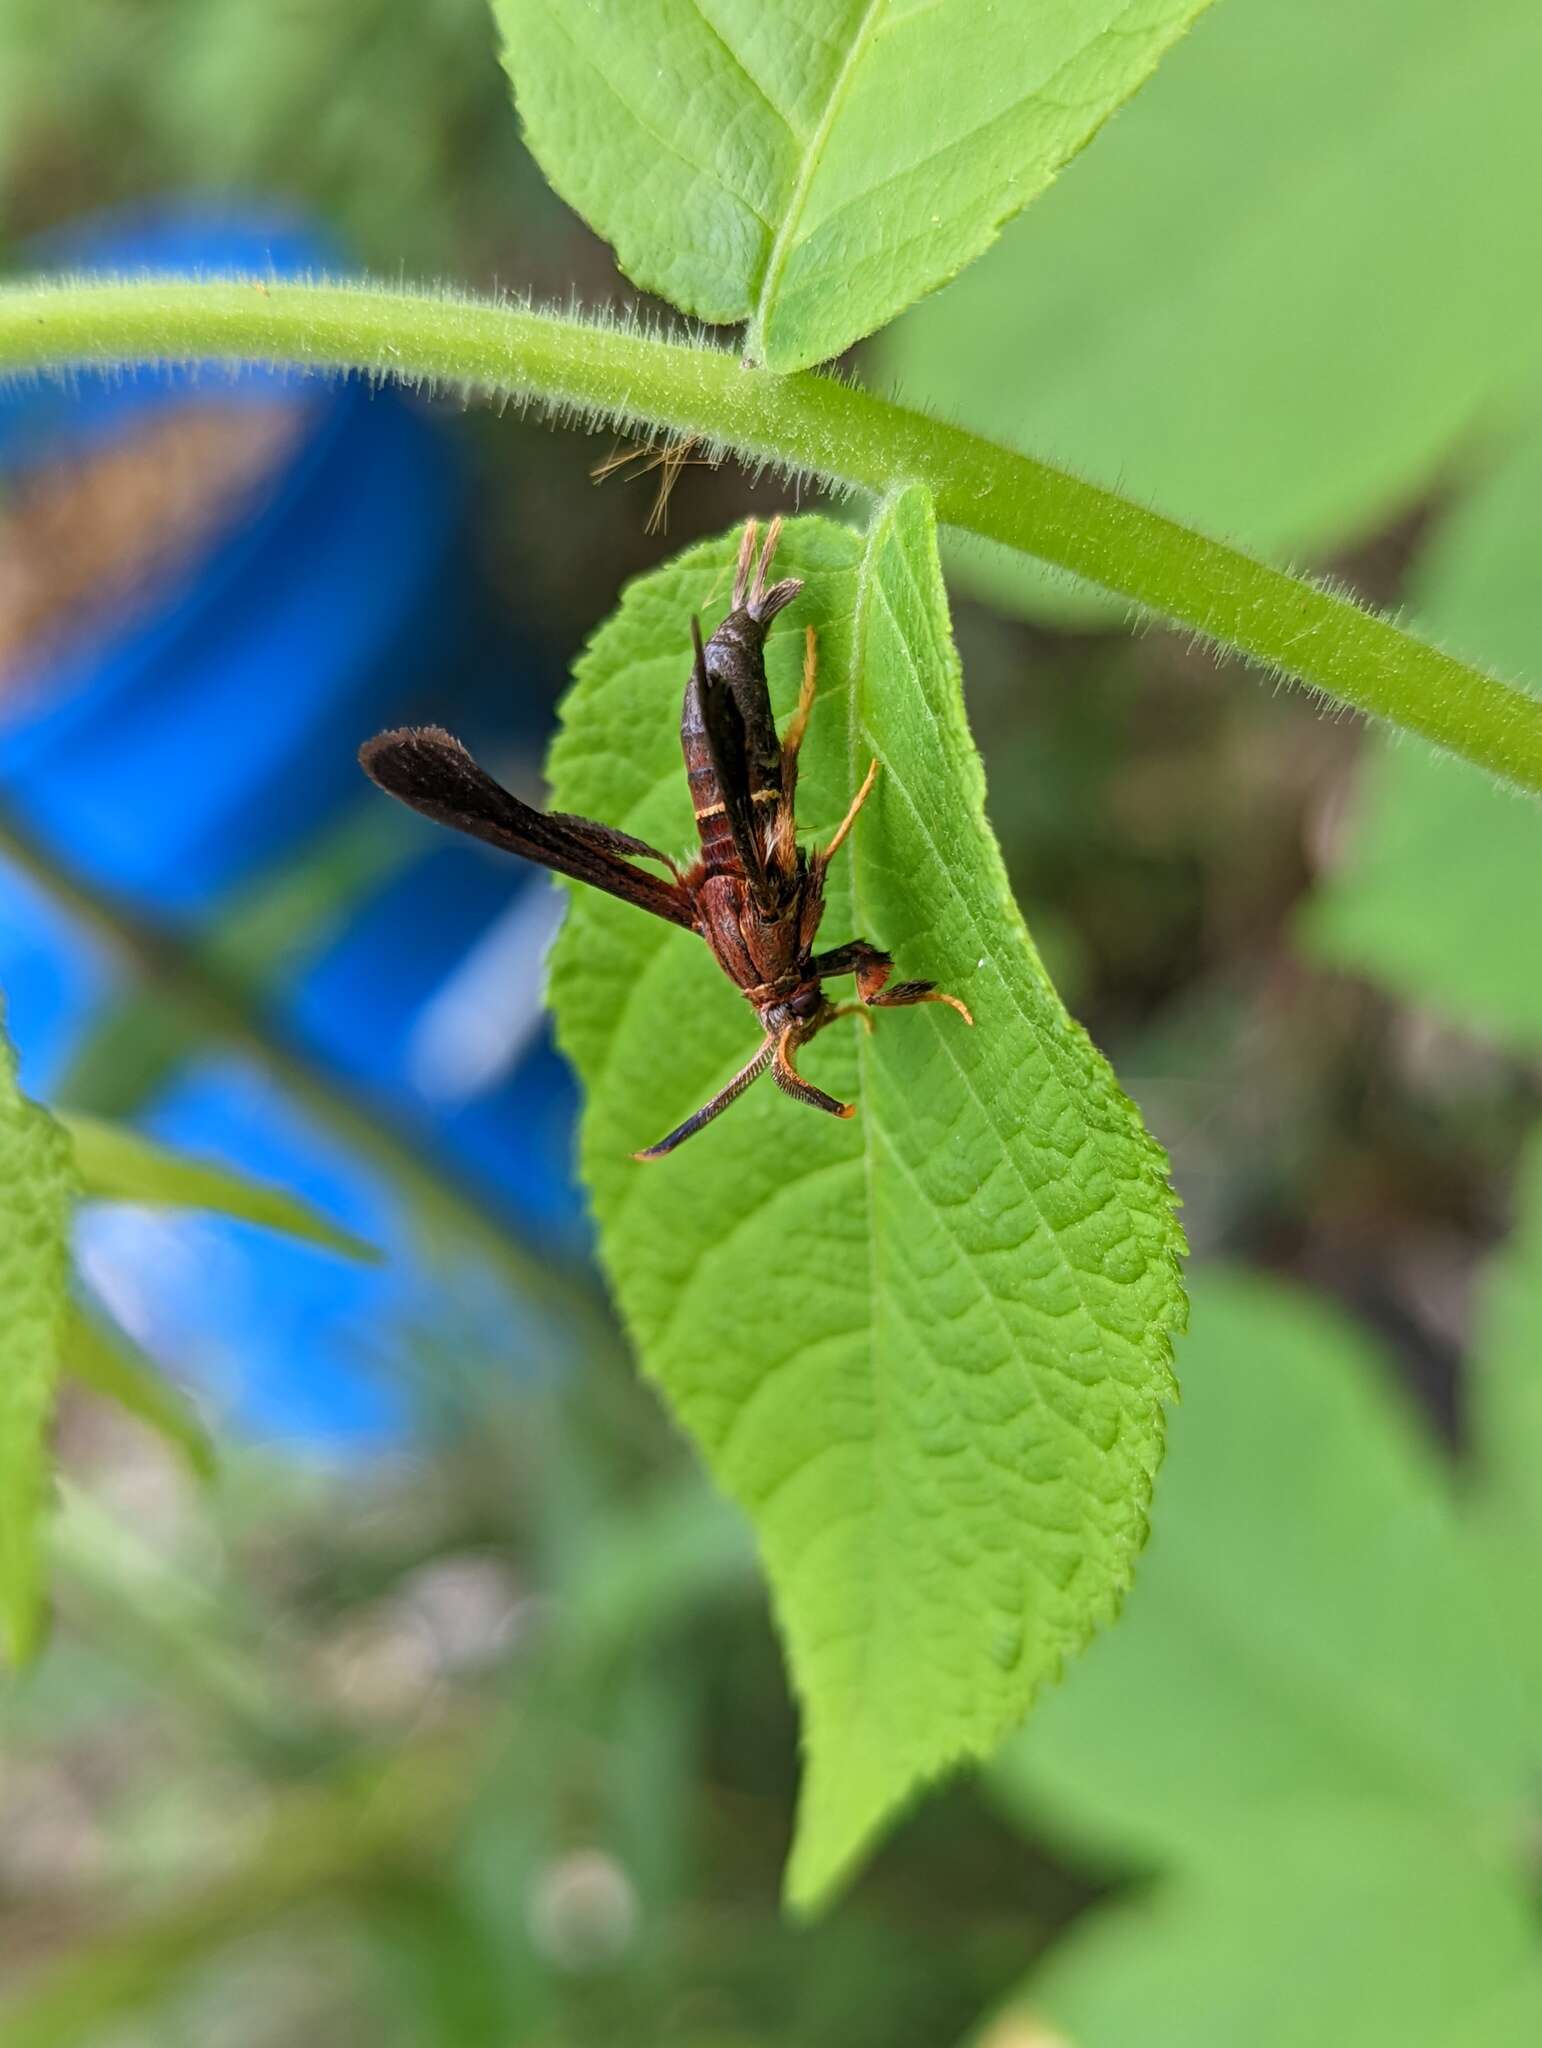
{"left": 791, "top": 987, "right": 821, "bottom": 1020}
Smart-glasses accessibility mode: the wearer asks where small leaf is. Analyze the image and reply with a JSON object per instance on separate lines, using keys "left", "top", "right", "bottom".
{"left": 878, "top": 0, "right": 1542, "bottom": 621}
{"left": 63, "top": 1306, "right": 217, "bottom": 1482}
{"left": 547, "top": 492, "right": 1183, "bottom": 1906}
{"left": 0, "top": 1011, "right": 76, "bottom": 1664}
{"left": 1302, "top": 413, "right": 1542, "bottom": 1048}
{"left": 993, "top": 1271, "right": 1533, "bottom": 1874}
{"left": 1017, "top": 1812, "right": 1542, "bottom": 2048}
{"left": 495, "top": 0, "right": 1214, "bottom": 371}
{"left": 1469, "top": 1127, "right": 1542, "bottom": 1721}
{"left": 59, "top": 1112, "right": 382, "bottom": 1265}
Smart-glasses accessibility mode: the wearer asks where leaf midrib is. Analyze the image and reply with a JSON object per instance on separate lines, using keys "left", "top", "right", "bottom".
{"left": 856, "top": 537, "right": 1137, "bottom": 1363}
{"left": 846, "top": 510, "right": 895, "bottom": 1751}
{"left": 837, "top": 509, "right": 1118, "bottom": 1749}
{"left": 747, "top": 0, "right": 890, "bottom": 357}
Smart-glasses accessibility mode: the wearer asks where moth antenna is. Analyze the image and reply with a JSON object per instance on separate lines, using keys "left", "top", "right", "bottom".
{"left": 732, "top": 518, "right": 759, "bottom": 610}
{"left": 752, "top": 515, "right": 784, "bottom": 609}
{"left": 737, "top": 514, "right": 801, "bottom": 624}
{"left": 633, "top": 1038, "right": 776, "bottom": 1160}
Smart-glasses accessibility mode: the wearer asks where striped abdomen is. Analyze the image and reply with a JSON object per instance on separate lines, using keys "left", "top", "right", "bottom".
{"left": 681, "top": 683, "right": 747, "bottom": 873}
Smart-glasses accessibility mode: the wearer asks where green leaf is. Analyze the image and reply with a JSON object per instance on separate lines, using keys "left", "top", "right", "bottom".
{"left": 1469, "top": 1127, "right": 1542, "bottom": 1721}
{"left": 58, "top": 1112, "right": 382, "bottom": 1265}
{"left": 0, "top": 1012, "right": 76, "bottom": 1664}
{"left": 993, "top": 1270, "right": 1533, "bottom": 1873}
{"left": 495, "top": 0, "right": 1214, "bottom": 372}
{"left": 62, "top": 1306, "right": 216, "bottom": 1482}
{"left": 877, "top": 0, "right": 1542, "bottom": 621}
{"left": 547, "top": 490, "right": 1183, "bottom": 1907}
{"left": 1014, "top": 1812, "right": 1542, "bottom": 2048}
{"left": 1301, "top": 415, "right": 1542, "bottom": 1048}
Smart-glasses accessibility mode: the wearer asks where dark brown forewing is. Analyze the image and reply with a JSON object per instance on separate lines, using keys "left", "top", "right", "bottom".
{"left": 704, "top": 612, "right": 785, "bottom": 806}
{"left": 684, "top": 619, "right": 768, "bottom": 899}
{"left": 359, "top": 727, "right": 694, "bottom": 929}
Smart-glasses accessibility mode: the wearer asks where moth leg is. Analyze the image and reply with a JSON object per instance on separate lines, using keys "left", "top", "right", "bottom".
{"left": 766, "top": 626, "right": 821, "bottom": 876}
{"left": 826, "top": 1002, "right": 877, "bottom": 1036}
{"left": 772, "top": 1027, "right": 854, "bottom": 1120}
{"left": 809, "top": 939, "right": 887, "bottom": 980}
{"left": 779, "top": 626, "right": 819, "bottom": 793}
{"left": 812, "top": 938, "right": 974, "bottom": 1026}
{"left": 633, "top": 1039, "right": 775, "bottom": 1162}
{"left": 867, "top": 980, "right": 974, "bottom": 1025}
{"left": 817, "top": 758, "right": 879, "bottom": 870}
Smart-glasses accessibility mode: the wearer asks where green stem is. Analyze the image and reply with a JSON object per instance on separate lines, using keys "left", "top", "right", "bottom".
{"left": 2, "top": 275, "right": 1540, "bottom": 796}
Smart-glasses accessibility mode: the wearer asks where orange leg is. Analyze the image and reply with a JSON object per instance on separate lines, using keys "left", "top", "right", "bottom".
{"left": 811, "top": 939, "right": 974, "bottom": 1026}
{"left": 826, "top": 1002, "right": 876, "bottom": 1035}
{"left": 772, "top": 1026, "right": 853, "bottom": 1119}
{"left": 820, "top": 757, "right": 879, "bottom": 868}
{"left": 780, "top": 626, "right": 819, "bottom": 790}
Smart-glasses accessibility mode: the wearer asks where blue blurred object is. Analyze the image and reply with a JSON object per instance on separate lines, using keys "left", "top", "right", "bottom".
{"left": 0, "top": 201, "right": 587, "bottom": 1447}
{"left": 290, "top": 840, "right": 577, "bottom": 1231}
{"left": 0, "top": 205, "right": 473, "bottom": 913}
{"left": 73, "top": 1047, "right": 573, "bottom": 1446}
{"left": 0, "top": 863, "right": 115, "bottom": 1101}
{"left": 75, "top": 1057, "right": 415, "bottom": 1446}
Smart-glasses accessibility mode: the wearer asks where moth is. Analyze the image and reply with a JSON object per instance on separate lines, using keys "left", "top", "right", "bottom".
{"left": 359, "top": 518, "right": 971, "bottom": 1160}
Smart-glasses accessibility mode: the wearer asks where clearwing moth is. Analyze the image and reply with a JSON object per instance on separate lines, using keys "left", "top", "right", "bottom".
{"left": 360, "top": 520, "right": 970, "bottom": 1159}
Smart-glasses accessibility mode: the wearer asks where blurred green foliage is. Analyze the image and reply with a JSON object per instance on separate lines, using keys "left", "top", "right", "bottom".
{"left": 1303, "top": 412, "right": 1542, "bottom": 1048}
{"left": 0, "top": 0, "right": 550, "bottom": 273}
{"left": 0, "top": 1355, "right": 1073, "bottom": 2048}
{"left": 992, "top": 1255, "right": 1542, "bottom": 2045}
{"left": 877, "top": 0, "right": 1542, "bottom": 625}
{"left": 0, "top": 1045, "right": 391, "bottom": 1672}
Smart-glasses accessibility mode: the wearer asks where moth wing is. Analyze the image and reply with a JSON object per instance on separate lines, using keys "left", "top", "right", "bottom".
{"left": 688, "top": 619, "right": 786, "bottom": 911}
{"left": 360, "top": 727, "right": 694, "bottom": 929}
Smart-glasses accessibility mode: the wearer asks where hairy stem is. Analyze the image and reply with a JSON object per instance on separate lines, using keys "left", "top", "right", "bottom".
{"left": 2, "top": 276, "right": 1540, "bottom": 795}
